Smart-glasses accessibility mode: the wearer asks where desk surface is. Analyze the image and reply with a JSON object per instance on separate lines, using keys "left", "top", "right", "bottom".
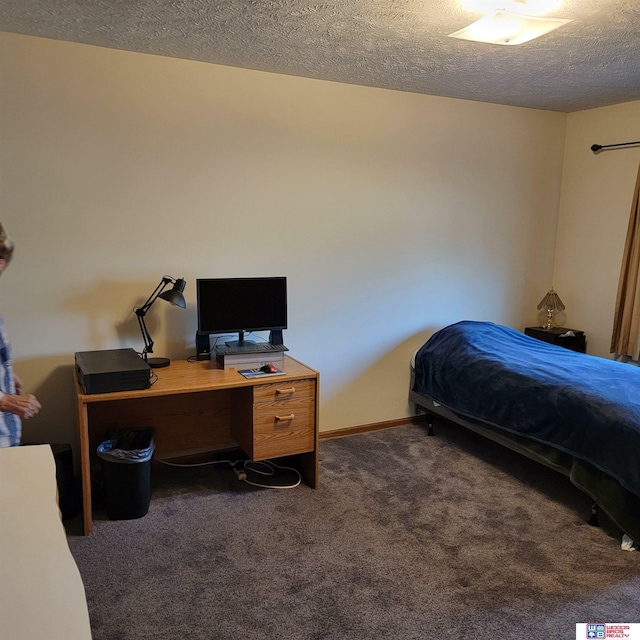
{"left": 75, "top": 355, "right": 318, "bottom": 402}
{"left": 0, "top": 445, "right": 93, "bottom": 640}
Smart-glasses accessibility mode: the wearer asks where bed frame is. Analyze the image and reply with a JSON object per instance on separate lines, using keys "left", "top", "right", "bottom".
{"left": 409, "top": 381, "right": 603, "bottom": 533}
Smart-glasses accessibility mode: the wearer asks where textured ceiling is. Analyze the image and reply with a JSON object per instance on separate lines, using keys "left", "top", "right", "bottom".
{"left": 1, "top": 0, "right": 639, "bottom": 112}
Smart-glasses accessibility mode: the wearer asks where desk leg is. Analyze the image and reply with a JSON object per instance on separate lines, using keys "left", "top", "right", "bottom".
{"left": 77, "top": 400, "right": 92, "bottom": 536}
{"left": 298, "top": 450, "right": 319, "bottom": 489}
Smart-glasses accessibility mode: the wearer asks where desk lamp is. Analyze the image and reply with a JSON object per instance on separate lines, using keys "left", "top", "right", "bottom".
{"left": 135, "top": 275, "right": 186, "bottom": 368}
{"left": 537, "top": 288, "right": 564, "bottom": 329}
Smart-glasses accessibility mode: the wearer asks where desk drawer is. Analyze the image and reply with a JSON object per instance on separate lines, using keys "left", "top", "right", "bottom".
{"left": 252, "top": 396, "right": 315, "bottom": 459}
{"left": 254, "top": 379, "right": 315, "bottom": 404}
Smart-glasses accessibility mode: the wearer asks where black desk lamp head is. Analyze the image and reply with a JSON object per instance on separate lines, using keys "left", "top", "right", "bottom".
{"left": 135, "top": 276, "right": 186, "bottom": 368}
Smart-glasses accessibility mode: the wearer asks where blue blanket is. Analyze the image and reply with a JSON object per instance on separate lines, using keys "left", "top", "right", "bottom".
{"left": 413, "top": 321, "right": 640, "bottom": 499}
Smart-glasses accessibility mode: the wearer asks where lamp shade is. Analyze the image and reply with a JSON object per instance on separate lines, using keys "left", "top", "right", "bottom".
{"left": 537, "top": 288, "right": 565, "bottom": 312}
{"left": 159, "top": 278, "right": 186, "bottom": 308}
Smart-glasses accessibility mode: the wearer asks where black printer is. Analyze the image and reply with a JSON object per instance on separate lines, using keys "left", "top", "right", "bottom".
{"left": 75, "top": 348, "right": 151, "bottom": 394}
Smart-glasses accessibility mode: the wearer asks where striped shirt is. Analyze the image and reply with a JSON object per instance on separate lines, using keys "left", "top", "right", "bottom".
{"left": 0, "top": 315, "right": 20, "bottom": 447}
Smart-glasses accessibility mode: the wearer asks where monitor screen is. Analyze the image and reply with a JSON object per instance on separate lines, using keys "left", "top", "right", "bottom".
{"left": 197, "top": 277, "right": 287, "bottom": 338}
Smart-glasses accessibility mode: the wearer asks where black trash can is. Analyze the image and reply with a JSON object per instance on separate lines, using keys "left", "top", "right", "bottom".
{"left": 97, "top": 428, "right": 155, "bottom": 520}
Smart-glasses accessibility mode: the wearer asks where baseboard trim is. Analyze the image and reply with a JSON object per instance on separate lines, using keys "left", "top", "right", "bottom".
{"left": 319, "top": 415, "right": 428, "bottom": 440}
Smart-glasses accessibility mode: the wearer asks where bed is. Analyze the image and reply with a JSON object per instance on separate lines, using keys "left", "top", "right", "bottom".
{"left": 409, "top": 320, "right": 640, "bottom": 545}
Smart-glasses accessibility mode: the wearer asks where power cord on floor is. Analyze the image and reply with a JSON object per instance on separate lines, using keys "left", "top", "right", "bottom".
{"left": 155, "top": 456, "right": 301, "bottom": 489}
{"left": 232, "top": 459, "right": 301, "bottom": 490}
{"left": 156, "top": 458, "right": 233, "bottom": 468}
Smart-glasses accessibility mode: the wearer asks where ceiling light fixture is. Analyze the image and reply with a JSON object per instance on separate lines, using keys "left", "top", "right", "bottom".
{"left": 460, "top": 0, "right": 562, "bottom": 17}
{"left": 449, "top": 9, "right": 571, "bottom": 45}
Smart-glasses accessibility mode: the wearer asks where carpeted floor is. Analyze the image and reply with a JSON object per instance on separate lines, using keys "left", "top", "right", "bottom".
{"left": 67, "top": 420, "right": 640, "bottom": 639}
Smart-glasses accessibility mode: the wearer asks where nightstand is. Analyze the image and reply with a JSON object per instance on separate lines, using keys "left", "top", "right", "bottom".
{"left": 524, "top": 326, "right": 586, "bottom": 353}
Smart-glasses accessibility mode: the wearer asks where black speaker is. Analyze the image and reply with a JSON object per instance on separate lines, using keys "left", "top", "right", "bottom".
{"left": 269, "top": 330, "right": 284, "bottom": 345}
{"left": 196, "top": 331, "right": 211, "bottom": 360}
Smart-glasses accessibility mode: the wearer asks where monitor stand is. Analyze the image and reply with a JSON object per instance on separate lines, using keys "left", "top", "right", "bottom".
{"left": 225, "top": 331, "right": 258, "bottom": 348}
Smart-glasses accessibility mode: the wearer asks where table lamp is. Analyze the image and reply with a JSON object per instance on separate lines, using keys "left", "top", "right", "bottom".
{"left": 537, "top": 287, "right": 564, "bottom": 329}
{"left": 135, "top": 275, "right": 186, "bottom": 368}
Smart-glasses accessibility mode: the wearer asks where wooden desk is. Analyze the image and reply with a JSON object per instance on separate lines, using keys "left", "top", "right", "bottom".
{"left": 75, "top": 355, "right": 319, "bottom": 535}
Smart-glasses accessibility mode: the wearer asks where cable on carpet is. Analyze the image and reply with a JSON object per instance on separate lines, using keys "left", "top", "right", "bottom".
{"left": 233, "top": 459, "right": 301, "bottom": 489}
{"left": 155, "top": 457, "right": 301, "bottom": 489}
{"left": 156, "top": 458, "right": 234, "bottom": 468}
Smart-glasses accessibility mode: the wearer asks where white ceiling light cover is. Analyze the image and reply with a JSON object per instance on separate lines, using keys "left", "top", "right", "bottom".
{"left": 449, "top": 10, "right": 572, "bottom": 45}
{"left": 460, "top": 0, "right": 563, "bottom": 16}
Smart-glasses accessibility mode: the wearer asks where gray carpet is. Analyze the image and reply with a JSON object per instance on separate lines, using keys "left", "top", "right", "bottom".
{"left": 67, "top": 421, "right": 640, "bottom": 639}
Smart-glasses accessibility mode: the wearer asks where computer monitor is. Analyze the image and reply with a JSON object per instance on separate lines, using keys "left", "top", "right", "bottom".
{"left": 196, "top": 277, "right": 287, "bottom": 348}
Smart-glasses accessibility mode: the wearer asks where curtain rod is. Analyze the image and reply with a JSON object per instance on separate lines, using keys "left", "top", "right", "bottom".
{"left": 591, "top": 141, "right": 640, "bottom": 153}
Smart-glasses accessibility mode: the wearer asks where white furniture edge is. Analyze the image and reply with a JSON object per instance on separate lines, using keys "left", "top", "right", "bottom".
{"left": 0, "top": 444, "right": 92, "bottom": 639}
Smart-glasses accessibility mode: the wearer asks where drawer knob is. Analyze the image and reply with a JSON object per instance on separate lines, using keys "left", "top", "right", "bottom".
{"left": 275, "top": 414, "right": 295, "bottom": 421}
{"left": 276, "top": 387, "right": 296, "bottom": 395}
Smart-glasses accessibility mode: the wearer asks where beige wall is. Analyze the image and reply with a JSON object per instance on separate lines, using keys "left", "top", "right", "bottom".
{"left": 0, "top": 33, "right": 566, "bottom": 448}
{"left": 553, "top": 101, "right": 640, "bottom": 357}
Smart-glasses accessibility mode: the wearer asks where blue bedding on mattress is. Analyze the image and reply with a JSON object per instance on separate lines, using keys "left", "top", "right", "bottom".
{"left": 412, "top": 321, "right": 640, "bottom": 498}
